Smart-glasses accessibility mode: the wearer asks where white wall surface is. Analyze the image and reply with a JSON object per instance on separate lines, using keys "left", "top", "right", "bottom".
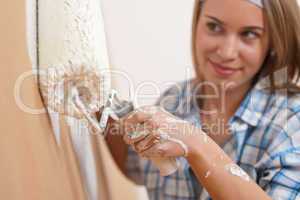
{"left": 101, "top": 0, "right": 195, "bottom": 106}
{"left": 99, "top": 1, "right": 195, "bottom": 198}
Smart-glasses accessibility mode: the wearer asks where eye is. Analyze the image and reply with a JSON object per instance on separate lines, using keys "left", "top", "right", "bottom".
{"left": 241, "top": 30, "right": 260, "bottom": 40}
{"left": 206, "top": 22, "right": 222, "bottom": 33}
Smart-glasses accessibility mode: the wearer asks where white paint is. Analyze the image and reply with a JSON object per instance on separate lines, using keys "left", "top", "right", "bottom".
{"left": 25, "top": 0, "right": 37, "bottom": 68}
{"left": 224, "top": 164, "right": 250, "bottom": 182}
{"left": 203, "top": 133, "right": 208, "bottom": 143}
{"left": 39, "top": 0, "right": 110, "bottom": 73}
{"left": 204, "top": 171, "right": 211, "bottom": 178}
{"left": 38, "top": 0, "right": 112, "bottom": 199}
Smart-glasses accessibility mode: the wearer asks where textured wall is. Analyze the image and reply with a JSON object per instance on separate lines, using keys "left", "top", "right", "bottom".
{"left": 37, "top": 0, "right": 111, "bottom": 199}
{"left": 26, "top": 0, "right": 149, "bottom": 199}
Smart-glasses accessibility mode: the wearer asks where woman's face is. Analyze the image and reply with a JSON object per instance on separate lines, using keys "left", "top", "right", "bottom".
{"left": 195, "top": 0, "right": 270, "bottom": 89}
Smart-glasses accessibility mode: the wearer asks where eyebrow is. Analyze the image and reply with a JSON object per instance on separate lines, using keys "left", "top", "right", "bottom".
{"left": 205, "top": 15, "right": 265, "bottom": 32}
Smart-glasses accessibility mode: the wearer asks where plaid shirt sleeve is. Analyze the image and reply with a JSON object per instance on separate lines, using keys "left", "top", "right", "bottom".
{"left": 125, "top": 146, "right": 144, "bottom": 185}
{"left": 125, "top": 82, "right": 185, "bottom": 186}
{"left": 256, "top": 108, "right": 300, "bottom": 200}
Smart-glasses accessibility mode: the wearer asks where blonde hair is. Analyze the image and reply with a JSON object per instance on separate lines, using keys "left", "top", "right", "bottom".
{"left": 191, "top": 0, "right": 300, "bottom": 92}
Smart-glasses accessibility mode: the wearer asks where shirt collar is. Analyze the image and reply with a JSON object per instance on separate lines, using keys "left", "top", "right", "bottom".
{"left": 233, "top": 86, "right": 270, "bottom": 127}
{"left": 235, "top": 67, "right": 289, "bottom": 126}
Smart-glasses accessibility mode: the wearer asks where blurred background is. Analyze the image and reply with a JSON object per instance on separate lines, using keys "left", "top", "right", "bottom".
{"left": 101, "top": 0, "right": 195, "bottom": 106}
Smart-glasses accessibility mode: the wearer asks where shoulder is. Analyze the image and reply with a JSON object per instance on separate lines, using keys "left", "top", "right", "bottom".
{"left": 260, "top": 90, "right": 300, "bottom": 129}
{"left": 249, "top": 68, "right": 300, "bottom": 131}
{"left": 234, "top": 72, "right": 300, "bottom": 155}
{"left": 254, "top": 68, "right": 300, "bottom": 124}
{"left": 256, "top": 90, "right": 300, "bottom": 155}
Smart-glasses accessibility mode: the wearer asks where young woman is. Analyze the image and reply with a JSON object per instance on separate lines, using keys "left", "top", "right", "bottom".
{"left": 106, "top": 0, "right": 300, "bottom": 199}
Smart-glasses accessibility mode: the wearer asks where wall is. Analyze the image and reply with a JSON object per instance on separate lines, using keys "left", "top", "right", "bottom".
{"left": 101, "top": 0, "right": 195, "bottom": 106}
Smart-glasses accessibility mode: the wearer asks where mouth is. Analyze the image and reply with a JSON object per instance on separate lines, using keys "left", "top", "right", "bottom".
{"left": 208, "top": 59, "right": 240, "bottom": 77}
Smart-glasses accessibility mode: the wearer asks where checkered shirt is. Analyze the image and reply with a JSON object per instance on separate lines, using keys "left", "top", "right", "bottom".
{"left": 126, "top": 75, "right": 300, "bottom": 200}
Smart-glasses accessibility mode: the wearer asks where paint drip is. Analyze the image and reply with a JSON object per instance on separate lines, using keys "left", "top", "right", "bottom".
{"left": 224, "top": 164, "right": 250, "bottom": 181}
{"left": 204, "top": 171, "right": 211, "bottom": 178}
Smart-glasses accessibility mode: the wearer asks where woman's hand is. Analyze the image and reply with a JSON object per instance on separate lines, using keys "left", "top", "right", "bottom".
{"left": 121, "top": 106, "right": 205, "bottom": 159}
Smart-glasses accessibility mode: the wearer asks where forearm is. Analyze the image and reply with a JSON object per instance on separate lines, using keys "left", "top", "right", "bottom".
{"left": 186, "top": 133, "right": 272, "bottom": 200}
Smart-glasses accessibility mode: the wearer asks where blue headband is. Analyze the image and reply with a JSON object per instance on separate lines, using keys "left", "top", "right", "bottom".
{"left": 200, "top": 0, "right": 263, "bottom": 8}
{"left": 248, "top": 0, "right": 263, "bottom": 8}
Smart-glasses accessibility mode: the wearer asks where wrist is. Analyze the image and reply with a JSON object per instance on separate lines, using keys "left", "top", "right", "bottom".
{"left": 185, "top": 129, "right": 208, "bottom": 161}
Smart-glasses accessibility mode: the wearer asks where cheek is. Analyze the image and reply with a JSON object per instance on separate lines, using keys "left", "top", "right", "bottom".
{"left": 240, "top": 45, "right": 266, "bottom": 76}
{"left": 195, "top": 28, "right": 217, "bottom": 64}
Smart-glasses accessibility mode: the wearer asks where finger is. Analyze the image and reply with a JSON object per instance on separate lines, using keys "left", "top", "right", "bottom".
{"left": 143, "top": 118, "right": 160, "bottom": 131}
{"left": 123, "top": 109, "right": 152, "bottom": 125}
{"left": 124, "top": 130, "right": 153, "bottom": 145}
{"left": 156, "top": 141, "right": 185, "bottom": 157}
{"left": 133, "top": 134, "right": 160, "bottom": 153}
{"left": 139, "top": 144, "right": 164, "bottom": 158}
{"left": 129, "top": 119, "right": 159, "bottom": 139}
{"left": 123, "top": 127, "right": 151, "bottom": 145}
{"left": 120, "top": 112, "right": 151, "bottom": 138}
{"left": 123, "top": 116, "right": 159, "bottom": 144}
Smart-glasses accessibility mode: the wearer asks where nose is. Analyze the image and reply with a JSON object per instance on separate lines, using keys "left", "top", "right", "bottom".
{"left": 217, "top": 35, "right": 239, "bottom": 61}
